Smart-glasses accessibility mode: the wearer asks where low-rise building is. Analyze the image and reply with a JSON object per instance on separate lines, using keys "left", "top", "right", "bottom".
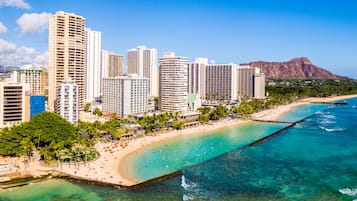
{"left": 0, "top": 81, "right": 29, "bottom": 128}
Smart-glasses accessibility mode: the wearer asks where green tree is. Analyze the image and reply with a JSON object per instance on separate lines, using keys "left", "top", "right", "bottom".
{"left": 93, "top": 107, "right": 102, "bottom": 116}
{"left": 84, "top": 103, "right": 91, "bottom": 112}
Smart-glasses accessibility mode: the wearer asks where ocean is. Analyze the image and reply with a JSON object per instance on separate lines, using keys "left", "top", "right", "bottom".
{"left": 0, "top": 99, "right": 356, "bottom": 201}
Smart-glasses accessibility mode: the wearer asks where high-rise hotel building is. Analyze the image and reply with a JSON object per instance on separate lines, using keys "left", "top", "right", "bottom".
{"left": 254, "top": 69, "right": 266, "bottom": 98}
{"left": 55, "top": 77, "right": 78, "bottom": 124}
{"left": 100, "top": 50, "right": 123, "bottom": 97}
{"left": 127, "top": 46, "right": 158, "bottom": 97}
{"left": 48, "top": 11, "right": 86, "bottom": 111}
{"left": 237, "top": 64, "right": 255, "bottom": 98}
{"left": 205, "top": 64, "right": 237, "bottom": 101}
{"left": 159, "top": 52, "right": 188, "bottom": 112}
{"left": 237, "top": 65, "right": 265, "bottom": 99}
{"left": 85, "top": 28, "right": 101, "bottom": 102}
{"left": 0, "top": 81, "right": 29, "bottom": 128}
{"left": 11, "top": 65, "right": 43, "bottom": 95}
{"left": 188, "top": 58, "right": 208, "bottom": 100}
{"left": 108, "top": 52, "right": 123, "bottom": 77}
{"left": 102, "top": 75, "right": 148, "bottom": 117}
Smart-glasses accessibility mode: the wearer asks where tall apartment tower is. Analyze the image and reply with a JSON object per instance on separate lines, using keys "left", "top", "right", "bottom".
{"left": 188, "top": 58, "right": 208, "bottom": 100}
{"left": 237, "top": 65, "right": 266, "bottom": 98}
{"left": 205, "top": 64, "right": 237, "bottom": 101}
{"left": 127, "top": 46, "right": 158, "bottom": 97}
{"left": 0, "top": 81, "right": 29, "bottom": 128}
{"left": 55, "top": 77, "right": 78, "bottom": 124}
{"left": 237, "top": 65, "right": 255, "bottom": 98}
{"left": 48, "top": 11, "right": 86, "bottom": 111}
{"left": 253, "top": 68, "right": 266, "bottom": 98}
{"left": 159, "top": 52, "right": 188, "bottom": 112}
{"left": 102, "top": 75, "right": 148, "bottom": 117}
{"left": 100, "top": 50, "right": 123, "bottom": 97}
{"left": 85, "top": 28, "right": 101, "bottom": 102}
{"left": 11, "top": 65, "right": 43, "bottom": 95}
{"left": 108, "top": 53, "right": 123, "bottom": 77}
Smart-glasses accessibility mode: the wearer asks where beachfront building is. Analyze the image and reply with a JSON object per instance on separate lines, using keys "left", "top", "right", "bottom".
{"left": 159, "top": 52, "right": 188, "bottom": 112}
{"left": 127, "top": 46, "right": 158, "bottom": 97}
{"left": 85, "top": 28, "right": 101, "bottom": 102}
{"left": 100, "top": 50, "right": 123, "bottom": 97}
{"left": 11, "top": 65, "right": 44, "bottom": 95}
{"left": 0, "top": 81, "right": 29, "bottom": 128}
{"left": 187, "top": 58, "right": 207, "bottom": 110}
{"left": 188, "top": 58, "right": 207, "bottom": 100}
{"left": 254, "top": 69, "right": 266, "bottom": 98}
{"left": 55, "top": 77, "right": 79, "bottom": 124}
{"left": 237, "top": 65, "right": 255, "bottom": 98}
{"left": 205, "top": 63, "right": 237, "bottom": 101}
{"left": 48, "top": 11, "right": 86, "bottom": 111}
{"left": 102, "top": 75, "right": 148, "bottom": 117}
{"left": 237, "top": 65, "right": 266, "bottom": 99}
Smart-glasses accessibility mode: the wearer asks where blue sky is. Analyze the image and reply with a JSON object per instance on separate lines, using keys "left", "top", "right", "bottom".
{"left": 0, "top": 0, "right": 357, "bottom": 78}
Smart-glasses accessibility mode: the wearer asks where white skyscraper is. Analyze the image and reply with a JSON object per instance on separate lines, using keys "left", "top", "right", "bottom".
{"left": 102, "top": 75, "right": 148, "bottom": 117}
{"left": 254, "top": 68, "right": 266, "bottom": 99}
{"left": 159, "top": 52, "right": 188, "bottom": 112}
{"left": 55, "top": 77, "right": 78, "bottom": 124}
{"left": 85, "top": 28, "right": 101, "bottom": 102}
{"left": 188, "top": 57, "right": 208, "bottom": 100}
{"left": 127, "top": 46, "right": 158, "bottom": 97}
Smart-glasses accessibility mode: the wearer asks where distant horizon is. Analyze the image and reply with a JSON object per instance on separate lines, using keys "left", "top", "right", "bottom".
{"left": 1, "top": 0, "right": 357, "bottom": 78}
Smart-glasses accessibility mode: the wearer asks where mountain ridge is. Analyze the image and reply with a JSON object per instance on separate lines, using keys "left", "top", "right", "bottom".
{"left": 247, "top": 57, "right": 348, "bottom": 79}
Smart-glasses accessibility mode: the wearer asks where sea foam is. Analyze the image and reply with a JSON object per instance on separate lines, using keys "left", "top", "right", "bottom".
{"left": 339, "top": 188, "right": 357, "bottom": 196}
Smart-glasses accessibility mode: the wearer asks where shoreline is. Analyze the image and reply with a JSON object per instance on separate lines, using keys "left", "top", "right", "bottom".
{"left": 1, "top": 94, "right": 357, "bottom": 189}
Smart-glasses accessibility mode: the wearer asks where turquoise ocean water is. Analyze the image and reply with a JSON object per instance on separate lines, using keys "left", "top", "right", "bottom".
{"left": 1, "top": 100, "right": 357, "bottom": 201}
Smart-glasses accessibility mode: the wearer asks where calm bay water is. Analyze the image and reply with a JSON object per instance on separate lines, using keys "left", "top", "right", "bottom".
{"left": 131, "top": 122, "right": 287, "bottom": 181}
{"left": 1, "top": 100, "right": 357, "bottom": 201}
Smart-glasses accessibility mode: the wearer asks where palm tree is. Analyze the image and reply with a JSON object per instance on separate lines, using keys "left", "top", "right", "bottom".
{"left": 20, "top": 137, "right": 34, "bottom": 160}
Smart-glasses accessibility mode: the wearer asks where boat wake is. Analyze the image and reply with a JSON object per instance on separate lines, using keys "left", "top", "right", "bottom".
{"left": 321, "top": 114, "right": 336, "bottom": 119}
{"left": 320, "top": 119, "right": 336, "bottom": 124}
{"left": 339, "top": 188, "right": 357, "bottom": 196}
{"left": 318, "top": 126, "right": 345, "bottom": 132}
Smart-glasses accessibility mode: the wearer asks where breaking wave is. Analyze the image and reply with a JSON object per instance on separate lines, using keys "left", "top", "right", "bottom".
{"left": 339, "top": 188, "right": 357, "bottom": 196}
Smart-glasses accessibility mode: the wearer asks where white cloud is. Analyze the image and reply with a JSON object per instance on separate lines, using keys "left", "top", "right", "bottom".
{"left": 16, "top": 12, "right": 51, "bottom": 34}
{"left": 0, "top": 22, "right": 7, "bottom": 35}
{"left": 0, "top": 38, "right": 47, "bottom": 66}
{"left": 0, "top": 0, "right": 31, "bottom": 9}
{"left": 34, "top": 50, "right": 48, "bottom": 64}
{"left": 0, "top": 38, "right": 16, "bottom": 53}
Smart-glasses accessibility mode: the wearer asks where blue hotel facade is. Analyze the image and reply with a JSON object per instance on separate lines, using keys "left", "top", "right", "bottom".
{"left": 25, "top": 95, "right": 45, "bottom": 120}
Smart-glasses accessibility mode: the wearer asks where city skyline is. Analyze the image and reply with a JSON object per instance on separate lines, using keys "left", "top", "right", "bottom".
{"left": 1, "top": 0, "right": 357, "bottom": 78}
